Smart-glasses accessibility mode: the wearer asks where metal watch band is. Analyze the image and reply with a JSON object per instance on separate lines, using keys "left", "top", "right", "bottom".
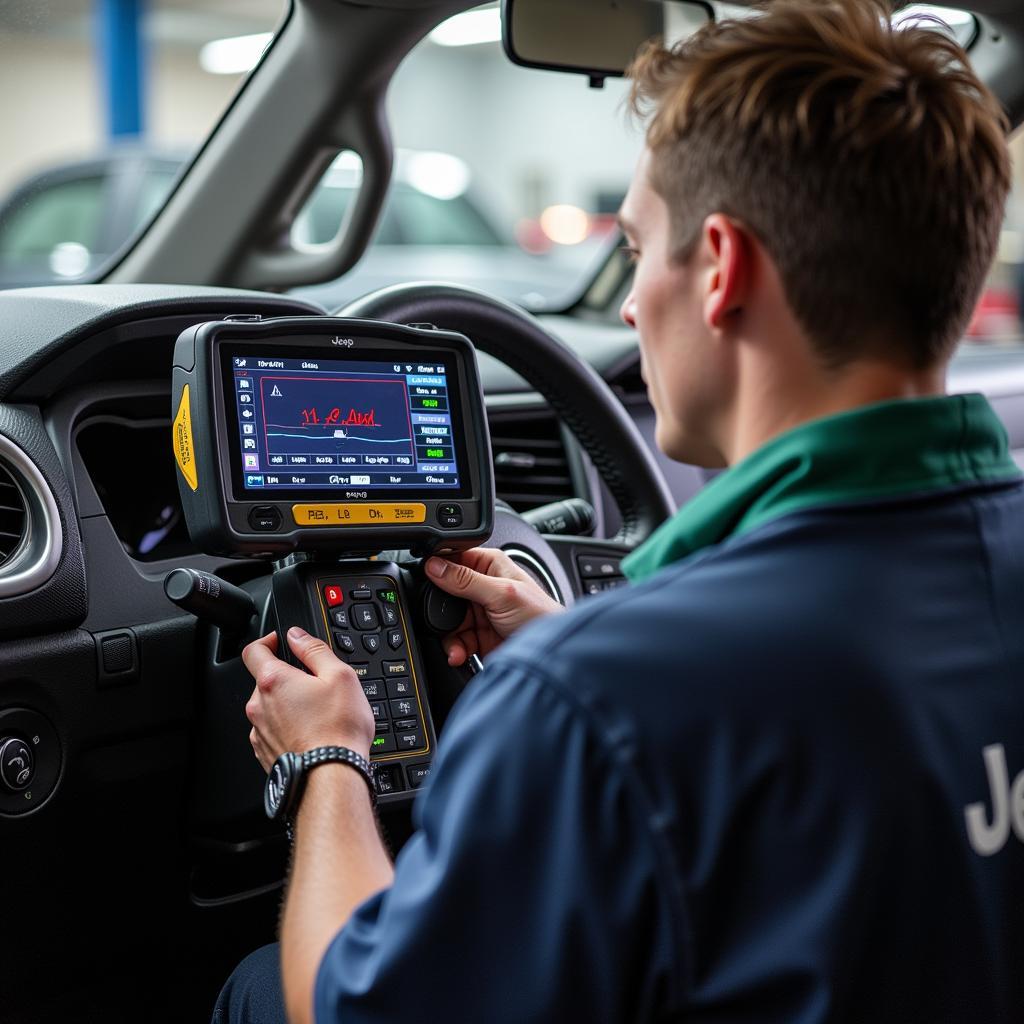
{"left": 300, "top": 745, "right": 377, "bottom": 808}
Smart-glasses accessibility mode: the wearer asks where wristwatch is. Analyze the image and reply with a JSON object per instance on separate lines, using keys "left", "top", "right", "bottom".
{"left": 264, "top": 746, "right": 377, "bottom": 828}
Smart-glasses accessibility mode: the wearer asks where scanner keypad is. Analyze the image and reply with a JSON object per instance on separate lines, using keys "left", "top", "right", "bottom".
{"left": 318, "top": 578, "right": 429, "bottom": 787}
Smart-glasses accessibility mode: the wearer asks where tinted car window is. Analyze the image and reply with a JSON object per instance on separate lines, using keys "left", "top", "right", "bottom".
{"left": 297, "top": 181, "right": 502, "bottom": 248}
{"left": 0, "top": 175, "right": 105, "bottom": 259}
{"left": 134, "top": 167, "right": 180, "bottom": 230}
{"left": 390, "top": 188, "right": 501, "bottom": 246}
{"left": 0, "top": 0, "right": 286, "bottom": 285}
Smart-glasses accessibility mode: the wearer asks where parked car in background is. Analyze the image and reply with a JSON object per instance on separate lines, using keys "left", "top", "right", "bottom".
{"left": 0, "top": 147, "right": 591, "bottom": 310}
{"left": 0, "top": 149, "right": 183, "bottom": 287}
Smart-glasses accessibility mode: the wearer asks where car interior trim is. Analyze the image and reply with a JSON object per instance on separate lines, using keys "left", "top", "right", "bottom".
{"left": 0, "top": 433, "right": 64, "bottom": 598}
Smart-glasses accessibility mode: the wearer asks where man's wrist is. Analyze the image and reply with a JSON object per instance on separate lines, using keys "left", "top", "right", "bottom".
{"left": 291, "top": 737, "right": 371, "bottom": 762}
{"left": 289, "top": 760, "right": 376, "bottom": 839}
{"left": 300, "top": 746, "right": 375, "bottom": 808}
{"left": 266, "top": 744, "right": 376, "bottom": 835}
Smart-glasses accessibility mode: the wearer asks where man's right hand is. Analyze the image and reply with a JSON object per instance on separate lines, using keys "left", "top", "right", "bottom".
{"left": 424, "top": 548, "right": 564, "bottom": 666}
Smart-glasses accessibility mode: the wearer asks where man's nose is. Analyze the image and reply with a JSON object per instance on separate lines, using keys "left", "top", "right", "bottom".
{"left": 620, "top": 291, "right": 637, "bottom": 328}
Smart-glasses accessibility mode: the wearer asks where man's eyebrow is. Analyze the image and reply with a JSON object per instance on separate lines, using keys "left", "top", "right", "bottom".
{"left": 616, "top": 213, "right": 636, "bottom": 237}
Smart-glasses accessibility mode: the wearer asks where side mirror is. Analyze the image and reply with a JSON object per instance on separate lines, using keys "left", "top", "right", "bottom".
{"left": 501, "top": 0, "right": 712, "bottom": 84}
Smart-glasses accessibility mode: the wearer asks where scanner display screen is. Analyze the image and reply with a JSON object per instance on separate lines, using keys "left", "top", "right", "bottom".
{"left": 225, "top": 351, "right": 463, "bottom": 495}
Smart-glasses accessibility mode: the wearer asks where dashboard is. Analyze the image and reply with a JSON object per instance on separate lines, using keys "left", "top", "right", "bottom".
{"left": 0, "top": 283, "right": 642, "bottom": 1022}
{"left": 3, "top": 283, "right": 1024, "bottom": 1022}
{"left": 2, "top": 283, "right": 1022, "bottom": 698}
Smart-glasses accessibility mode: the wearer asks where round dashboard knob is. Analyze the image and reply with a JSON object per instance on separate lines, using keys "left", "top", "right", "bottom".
{"left": 0, "top": 736, "right": 35, "bottom": 792}
{"left": 422, "top": 583, "right": 468, "bottom": 635}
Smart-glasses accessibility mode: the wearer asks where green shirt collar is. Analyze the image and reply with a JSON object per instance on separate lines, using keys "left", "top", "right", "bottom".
{"left": 623, "top": 393, "right": 1022, "bottom": 583}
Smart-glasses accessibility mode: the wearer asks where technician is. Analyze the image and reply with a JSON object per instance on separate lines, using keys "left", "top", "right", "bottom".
{"left": 215, "top": 1, "right": 1024, "bottom": 1020}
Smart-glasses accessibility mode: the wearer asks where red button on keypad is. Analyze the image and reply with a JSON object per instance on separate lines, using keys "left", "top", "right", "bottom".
{"left": 324, "top": 585, "right": 344, "bottom": 607}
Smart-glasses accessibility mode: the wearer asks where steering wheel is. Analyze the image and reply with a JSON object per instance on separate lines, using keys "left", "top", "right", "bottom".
{"left": 340, "top": 283, "right": 675, "bottom": 602}
{"left": 186, "top": 284, "right": 676, "bottom": 844}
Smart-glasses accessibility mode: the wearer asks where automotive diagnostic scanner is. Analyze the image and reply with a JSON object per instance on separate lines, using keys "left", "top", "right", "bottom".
{"left": 171, "top": 316, "right": 492, "bottom": 557}
{"left": 169, "top": 316, "right": 495, "bottom": 803}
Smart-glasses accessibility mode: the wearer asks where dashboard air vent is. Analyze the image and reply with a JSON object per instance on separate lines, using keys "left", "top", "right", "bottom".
{"left": 0, "top": 436, "right": 63, "bottom": 597}
{"left": 0, "top": 462, "right": 27, "bottom": 566}
{"left": 488, "top": 409, "right": 575, "bottom": 512}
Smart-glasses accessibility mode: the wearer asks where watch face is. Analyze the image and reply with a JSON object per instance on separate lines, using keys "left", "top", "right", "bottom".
{"left": 264, "top": 755, "right": 294, "bottom": 821}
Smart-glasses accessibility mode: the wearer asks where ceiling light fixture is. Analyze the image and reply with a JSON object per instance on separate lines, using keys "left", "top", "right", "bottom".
{"left": 430, "top": 8, "right": 501, "bottom": 48}
{"left": 199, "top": 32, "right": 273, "bottom": 75}
{"left": 402, "top": 151, "right": 472, "bottom": 200}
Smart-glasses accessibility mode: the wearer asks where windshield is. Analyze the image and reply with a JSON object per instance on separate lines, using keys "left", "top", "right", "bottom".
{"left": 0, "top": 0, "right": 286, "bottom": 286}
{"left": 292, "top": 8, "right": 643, "bottom": 313}
{"left": 293, "top": 1, "right": 999, "bottom": 317}
{"left": 2, "top": 0, "right": 1022, "bottom": 347}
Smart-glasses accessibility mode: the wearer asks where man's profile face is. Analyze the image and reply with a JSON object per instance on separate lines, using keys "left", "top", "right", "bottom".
{"left": 619, "top": 151, "right": 728, "bottom": 467}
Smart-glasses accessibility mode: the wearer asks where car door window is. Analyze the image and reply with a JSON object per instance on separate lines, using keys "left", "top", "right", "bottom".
{"left": 0, "top": 0, "right": 286, "bottom": 286}
{"left": 0, "top": 176, "right": 105, "bottom": 261}
{"left": 391, "top": 187, "right": 501, "bottom": 246}
{"left": 133, "top": 168, "right": 181, "bottom": 232}
{"left": 294, "top": 155, "right": 501, "bottom": 249}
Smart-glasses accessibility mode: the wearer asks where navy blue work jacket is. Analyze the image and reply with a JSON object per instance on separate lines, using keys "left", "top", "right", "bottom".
{"left": 316, "top": 396, "right": 1024, "bottom": 1022}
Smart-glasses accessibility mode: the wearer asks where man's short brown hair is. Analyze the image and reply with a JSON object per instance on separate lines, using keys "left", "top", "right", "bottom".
{"left": 629, "top": 0, "right": 1011, "bottom": 369}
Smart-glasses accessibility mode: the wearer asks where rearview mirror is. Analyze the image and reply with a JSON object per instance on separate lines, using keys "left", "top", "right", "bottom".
{"left": 501, "top": 0, "right": 712, "bottom": 83}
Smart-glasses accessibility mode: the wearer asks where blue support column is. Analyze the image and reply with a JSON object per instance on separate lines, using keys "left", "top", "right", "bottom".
{"left": 97, "top": 0, "right": 146, "bottom": 140}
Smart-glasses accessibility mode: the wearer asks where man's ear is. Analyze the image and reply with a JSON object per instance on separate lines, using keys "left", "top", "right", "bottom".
{"left": 702, "top": 214, "right": 753, "bottom": 332}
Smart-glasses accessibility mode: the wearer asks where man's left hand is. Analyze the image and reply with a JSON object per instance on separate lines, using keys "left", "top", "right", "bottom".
{"left": 242, "top": 627, "right": 375, "bottom": 771}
